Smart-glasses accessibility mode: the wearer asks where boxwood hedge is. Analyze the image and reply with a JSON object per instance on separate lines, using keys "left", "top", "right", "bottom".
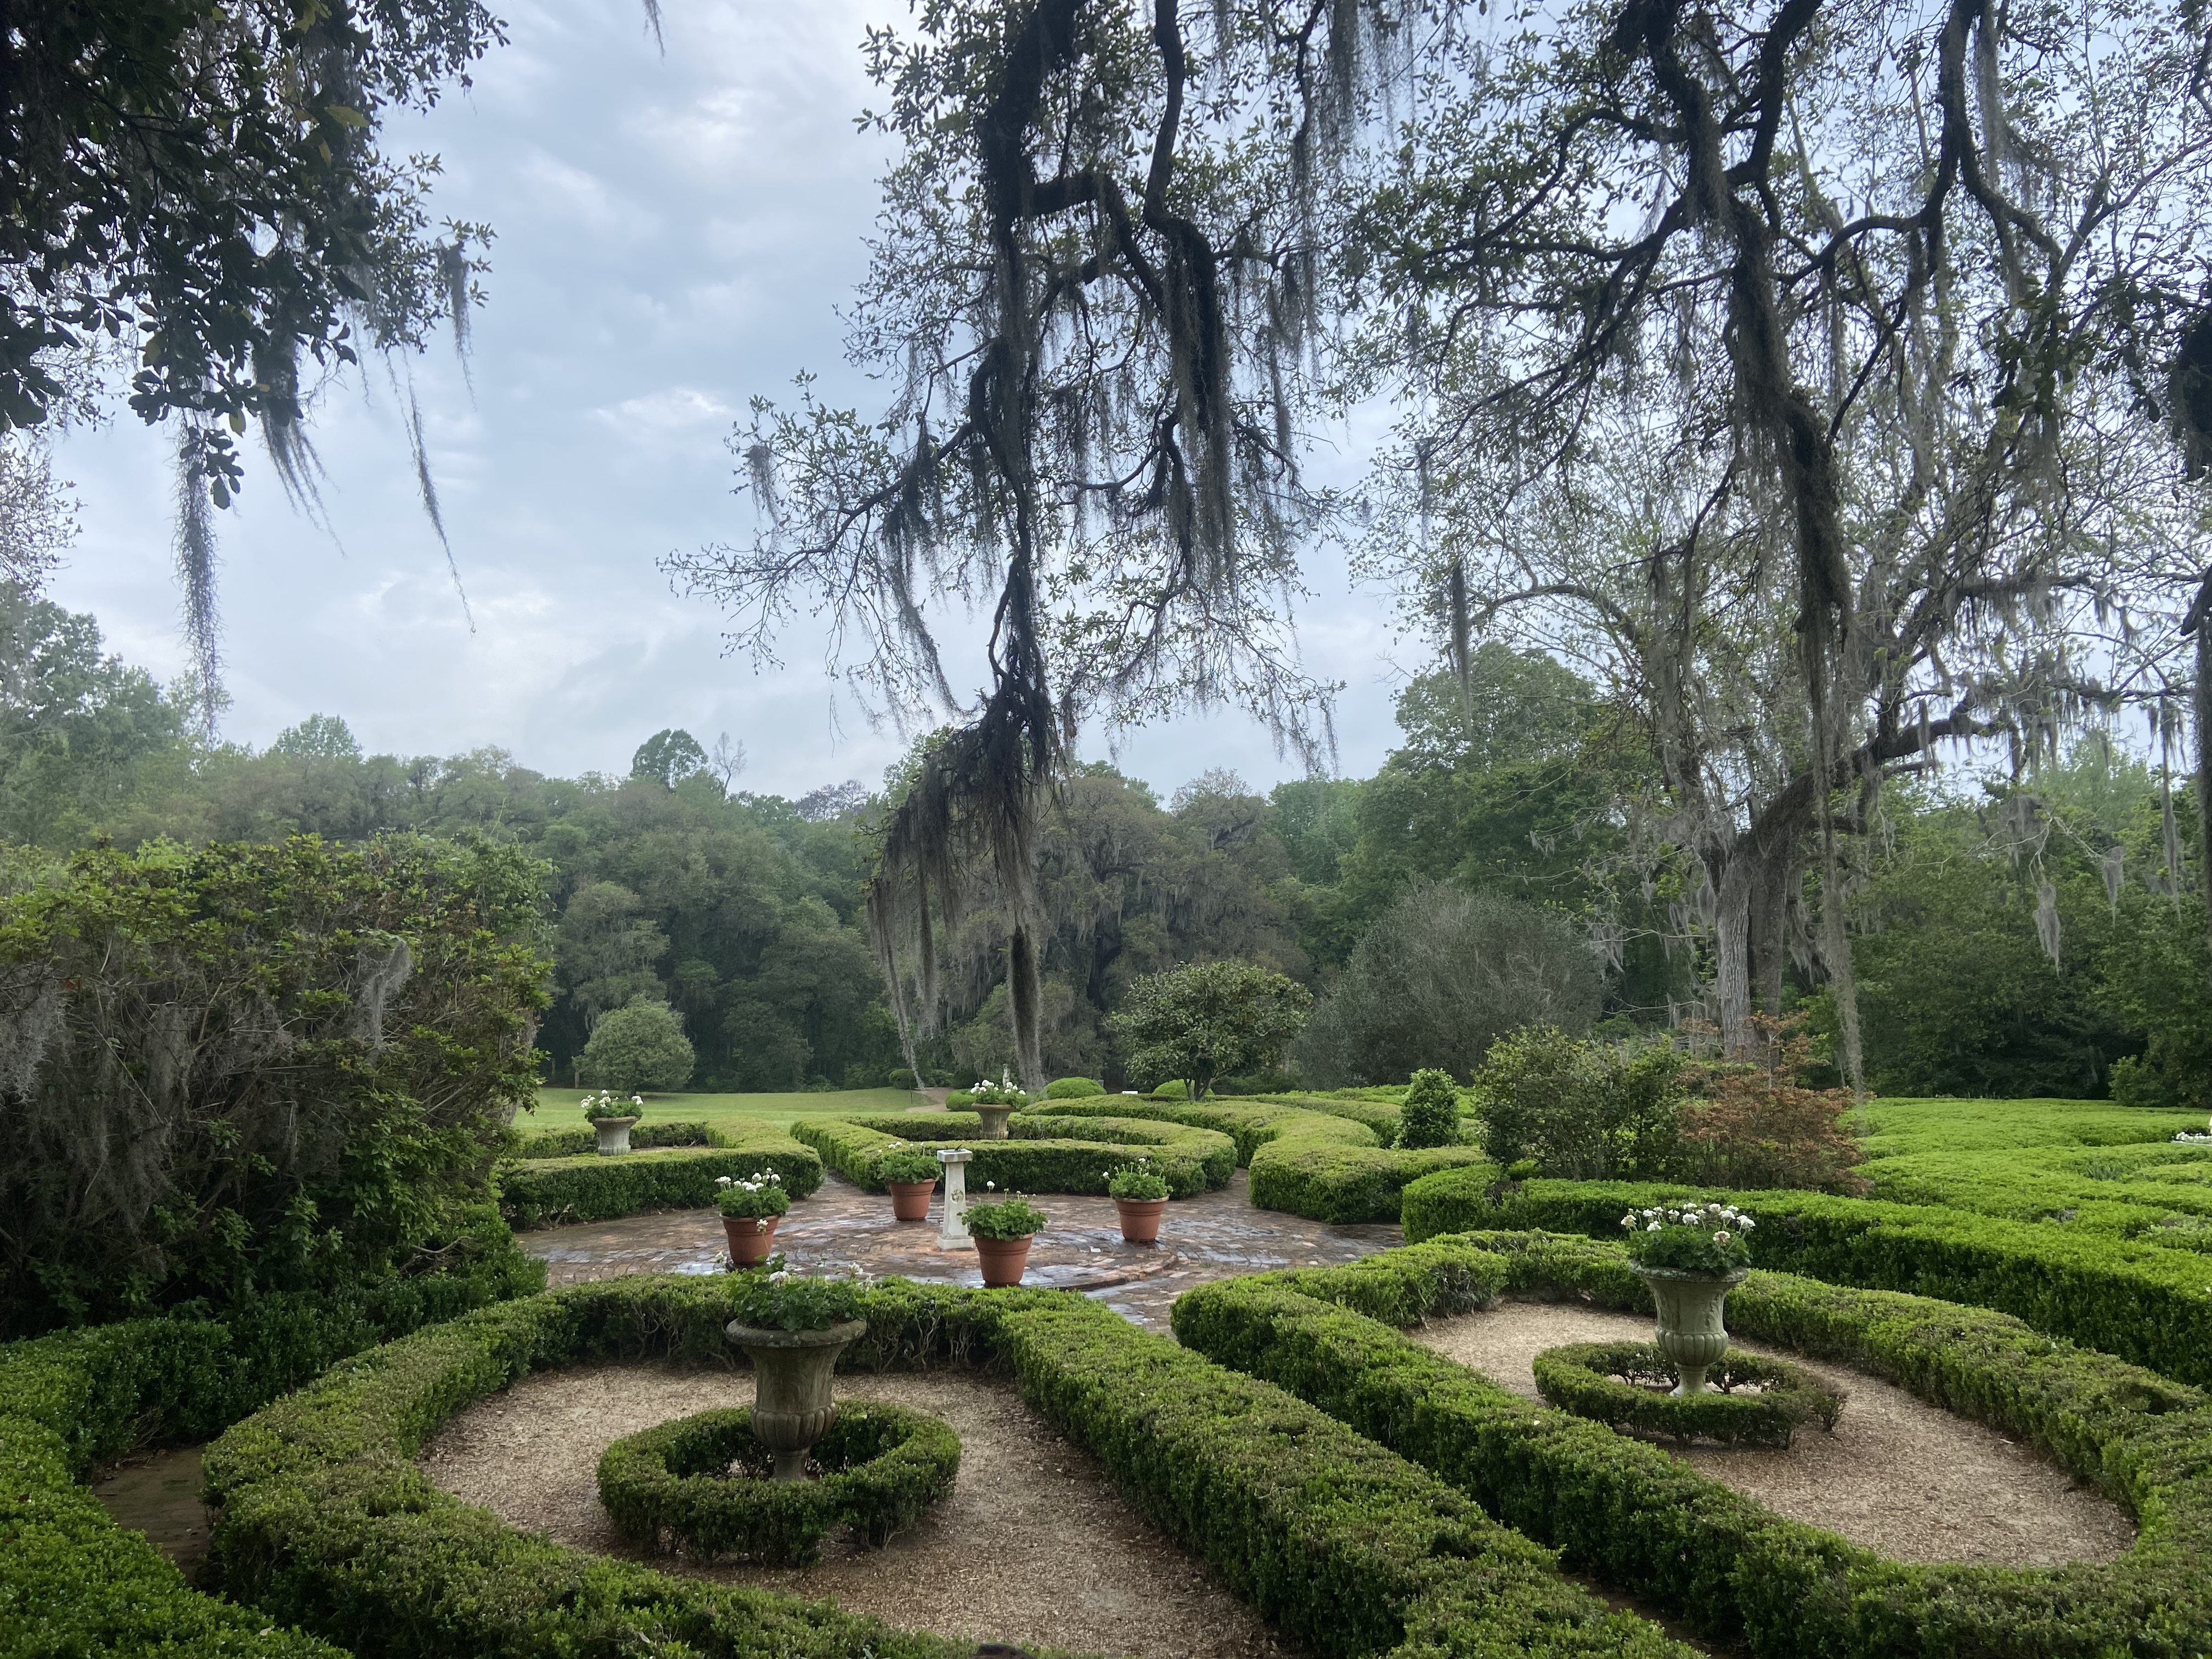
{"left": 199, "top": 1273, "right": 1692, "bottom": 1659}
{"left": 1400, "top": 1169, "right": 2212, "bottom": 1386}
{"left": 1175, "top": 1230, "right": 2212, "bottom": 1659}
{"left": 496, "top": 1124, "right": 823, "bottom": 1228}
{"left": 1047, "top": 1097, "right": 1491, "bottom": 1222}
{"left": 792, "top": 1112, "right": 1235, "bottom": 1197}
{"left": 512, "top": 1120, "right": 716, "bottom": 1159}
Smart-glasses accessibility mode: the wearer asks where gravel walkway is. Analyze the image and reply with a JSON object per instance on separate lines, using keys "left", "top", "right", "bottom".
{"left": 1413, "top": 1301, "right": 2136, "bottom": 1567}
{"left": 421, "top": 1362, "right": 1301, "bottom": 1659}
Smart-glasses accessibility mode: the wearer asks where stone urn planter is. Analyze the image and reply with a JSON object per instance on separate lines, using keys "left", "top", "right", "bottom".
{"left": 724, "top": 1317, "right": 868, "bottom": 1480}
{"left": 1113, "top": 1197, "right": 1168, "bottom": 1244}
{"left": 972, "top": 1233, "right": 1034, "bottom": 1286}
{"left": 723, "top": 1213, "right": 780, "bottom": 1267}
{"left": 887, "top": 1180, "right": 936, "bottom": 1222}
{"left": 973, "top": 1103, "right": 1014, "bottom": 1141}
{"left": 1632, "top": 1264, "right": 1749, "bottom": 1395}
{"left": 593, "top": 1115, "right": 640, "bottom": 1155}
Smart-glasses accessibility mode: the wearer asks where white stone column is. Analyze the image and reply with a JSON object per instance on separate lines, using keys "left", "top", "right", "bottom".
{"left": 936, "top": 1148, "right": 974, "bottom": 1250}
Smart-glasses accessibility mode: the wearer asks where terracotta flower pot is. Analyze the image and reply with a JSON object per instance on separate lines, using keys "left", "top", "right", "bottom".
{"left": 973, "top": 1232, "right": 1034, "bottom": 1287}
{"left": 723, "top": 1212, "right": 781, "bottom": 1267}
{"left": 1632, "top": 1263, "right": 1750, "bottom": 1395}
{"left": 887, "top": 1179, "right": 936, "bottom": 1221}
{"left": 593, "top": 1115, "right": 639, "bottom": 1155}
{"left": 1113, "top": 1196, "right": 1168, "bottom": 1244}
{"left": 724, "top": 1317, "right": 868, "bottom": 1481}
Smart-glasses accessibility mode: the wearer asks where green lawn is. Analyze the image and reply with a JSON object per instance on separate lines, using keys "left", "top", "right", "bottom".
{"left": 524, "top": 1086, "right": 941, "bottom": 1137}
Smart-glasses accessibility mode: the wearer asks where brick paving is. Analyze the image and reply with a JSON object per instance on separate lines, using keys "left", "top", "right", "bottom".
{"left": 522, "top": 1169, "right": 1402, "bottom": 1332}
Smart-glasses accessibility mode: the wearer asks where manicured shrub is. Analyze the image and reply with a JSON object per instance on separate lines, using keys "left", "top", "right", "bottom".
{"left": 498, "top": 1129, "right": 823, "bottom": 1228}
{"left": 1394, "top": 1068, "right": 1461, "bottom": 1148}
{"left": 792, "top": 1113, "right": 1234, "bottom": 1197}
{"left": 579, "top": 998, "right": 695, "bottom": 1091}
{"left": 1531, "top": 1342, "right": 1843, "bottom": 1447}
{"left": 1400, "top": 1166, "right": 2212, "bottom": 1386}
{"left": 1150, "top": 1078, "right": 1189, "bottom": 1099}
{"left": 1176, "top": 1233, "right": 2212, "bottom": 1659}
{"left": 199, "top": 1273, "right": 1694, "bottom": 1659}
{"left": 598, "top": 1403, "right": 959, "bottom": 1564}
{"left": 1045, "top": 1075, "right": 1107, "bottom": 1098}
{"left": 1472, "top": 1026, "right": 1683, "bottom": 1180}
{"left": 515, "top": 1119, "right": 713, "bottom": 1158}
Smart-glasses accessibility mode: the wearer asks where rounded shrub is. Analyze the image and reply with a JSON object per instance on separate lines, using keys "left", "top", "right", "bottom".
{"left": 580, "top": 1000, "right": 695, "bottom": 1092}
{"left": 1046, "top": 1076, "right": 1107, "bottom": 1098}
{"left": 597, "top": 1402, "right": 960, "bottom": 1564}
{"left": 1151, "top": 1079, "right": 1189, "bottom": 1099}
{"left": 1530, "top": 1341, "right": 1844, "bottom": 1448}
{"left": 1396, "top": 1068, "right": 1461, "bottom": 1149}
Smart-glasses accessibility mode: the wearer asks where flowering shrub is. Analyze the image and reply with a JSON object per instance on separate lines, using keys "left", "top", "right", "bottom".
{"left": 969, "top": 1071, "right": 1030, "bottom": 1108}
{"left": 581, "top": 1090, "right": 645, "bottom": 1123}
{"left": 876, "top": 1144, "right": 943, "bottom": 1184}
{"left": 1108, "top": 1163, "right": 1170, "bottom": 1201}
{"left": 1621, "top": 1200, "right": 1754, "bottom": 1274}
{"left": 731, "top": 1266, "right": 867, "bottom": 1331}
{"left": 2175, "top": 1117, "right": 2212, "bottom": 1145}
{"left": 964, "top": 1196, "right": 1048, "bottom": 1239}
{"left": 714, "top": 1171, "right": 790, "bottom": 1220}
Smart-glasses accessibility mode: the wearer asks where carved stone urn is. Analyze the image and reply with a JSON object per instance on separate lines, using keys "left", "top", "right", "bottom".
{"left": 973, "top": 1104, "right": 1015, "bottom": 1140}
{"left": 1631, "top": 1265, "right": 1749, "bottom": 1395}
{"left": 593, "top": 1115, "right": 640, "bottom": 1155}
{"left": 724, "top": 1317, "right": 869, "bottom": 1481}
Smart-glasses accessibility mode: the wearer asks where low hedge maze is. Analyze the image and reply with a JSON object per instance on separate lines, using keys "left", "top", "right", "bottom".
{"left": 183, "top": 1271, "right": 1695, "bottom": 1659}
{"left": 512, "top": 1119, "right": 719, "bottom": 1158}
{"left": 792, "top": 1111, "right": 1237, "bottom": 1197}
{"left": 1401, "top": 1167, "right": 2212, "bottom": 1387}
{"left": 1175, "top": 1229, "right": 2212, "bottom": 1659}
{"left": 496, "top": 1122, "right": 824, "bottom": 1228}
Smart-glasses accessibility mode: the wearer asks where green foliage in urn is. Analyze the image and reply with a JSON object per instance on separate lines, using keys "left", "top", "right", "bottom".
{"left": 730, "top": 1269, "right": 866, "bottom": 1333}
{"left": 963, "top": 1197, "right": 1048, "bottom": 1240}
{"left": 1107, "top": 1165, "right": 1170, "bottom": 1201}
{"left": 714, "top": 1171, "right": 790, "bottom": 1220}
{"left": 967, "top": 1071, "right": 1030, "bottom": 1107}
{"left": 1394, "top": 1068, "right": 1462, "bottom": 1149}
{"left": 579, "top": 1090, "right": 644, "bottom": 1122}
{"left": 1621, "top": 1202, "right": 1754, "bottom": 1274}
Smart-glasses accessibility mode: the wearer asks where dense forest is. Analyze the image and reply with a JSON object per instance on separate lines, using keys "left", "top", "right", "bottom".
{"left": 3, "top": 577, "right": 2205, "bottom": 1103}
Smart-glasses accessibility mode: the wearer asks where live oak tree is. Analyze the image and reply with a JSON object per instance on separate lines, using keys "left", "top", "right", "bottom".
{"left": 1349, "top": 0, "right": 2212, "bottom": 1069}
{"left": 1110, "top": 958, "right": 1311, "bottom": 1098}
{"left": 669, "top": 2, "right": 1400, "bottom": 1090}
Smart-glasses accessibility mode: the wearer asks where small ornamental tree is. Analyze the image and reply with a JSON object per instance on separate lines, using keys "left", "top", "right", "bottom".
{"left": 1395, "top": 1069, "right": 1462, "bottom": 1149}
{"left": 1111, "top": 962, "right": 1311, "bottom": 1101}
{"left": 581, "top": 999, "right": 695, "bottom": 1093}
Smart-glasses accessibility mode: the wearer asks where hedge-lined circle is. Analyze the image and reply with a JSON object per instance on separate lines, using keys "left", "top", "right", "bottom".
{"left": 596, "top": 1401, "right": 960, "bottom": 1564}
{"left": 1531, "top": 1340, "right": 1844, "bottom": 1448}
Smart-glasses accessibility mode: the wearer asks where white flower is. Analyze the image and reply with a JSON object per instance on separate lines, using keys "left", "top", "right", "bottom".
{"left": 767, "top": 1271, "right": 790, "bottom": 1285}
{"left": 986, "top": 1181, "right": 997, "bottom": 1190}
{"left": 716, "top": 1176, "right": 732, "bottom": 1187}
{"left": 1713, "top": 1230, "right": 1731, "bottom": 1245}
{"left": 1621, "top": 1214, "right": 1637, "bottom": 1230}
{"left": 1647, "top": 1221, "right": 1662, "bottom": 1232}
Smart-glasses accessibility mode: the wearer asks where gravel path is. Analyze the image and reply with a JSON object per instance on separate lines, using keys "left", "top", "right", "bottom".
{"left": 1413, "top": 1301, "right": 2135, "bottom": 1567}
{"left": 420, "top": 1363, "right": 1302, "bottom": 1659}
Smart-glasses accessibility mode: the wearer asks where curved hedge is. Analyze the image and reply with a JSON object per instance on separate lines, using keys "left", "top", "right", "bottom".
{"left": 597, "top": 1402, "right": 958, "bottom": 1564}
{"left": 1176, "top": 1231, "right": 2212, "bottom": 1659}
{"left": 1530, "top": 1341, "right": 1844, "bottom": 1447}
{"left": 1046, "top": 1097, "right": 1491, "bottom": 1222}
{"left": 200, "top": 1273, "right": 1693, "bottom": 1659}
{"left": 496, "top": 1124, "right": 823, "bottom": 1228}
{"left": 792, "top": 1112, "right": 1235, "bottom": 1197}
{"left": 1400, "top": 1169, "right": 2212, "bottom": 1386}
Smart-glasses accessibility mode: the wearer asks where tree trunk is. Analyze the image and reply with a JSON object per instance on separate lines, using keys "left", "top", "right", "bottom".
{"left": 1712, "top": 848, "right": 1757, "bottom": 1057}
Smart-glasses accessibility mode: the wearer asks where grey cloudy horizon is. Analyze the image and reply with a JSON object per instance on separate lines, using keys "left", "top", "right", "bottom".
{"left": 44, "top": 0, "right": 1425, "bottom": 803}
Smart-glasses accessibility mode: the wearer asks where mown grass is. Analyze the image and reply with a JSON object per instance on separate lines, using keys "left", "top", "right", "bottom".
{"left": 524, "top": 1086, "right": 939, "bottom": 1137}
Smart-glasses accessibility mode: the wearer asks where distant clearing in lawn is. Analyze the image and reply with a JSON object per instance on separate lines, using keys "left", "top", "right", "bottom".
{"left": 527, "top": 1088, "right": 937, "bottom": 1136}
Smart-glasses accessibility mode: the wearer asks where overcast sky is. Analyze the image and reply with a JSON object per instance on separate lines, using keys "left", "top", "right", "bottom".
{"left": 44, "top": 0, "right": 1426, "bottom": 802}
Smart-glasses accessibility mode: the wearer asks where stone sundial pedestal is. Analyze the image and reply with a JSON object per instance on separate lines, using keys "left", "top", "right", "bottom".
{"left": 936, "top": 1148, "right": 974, "bottom": 1251}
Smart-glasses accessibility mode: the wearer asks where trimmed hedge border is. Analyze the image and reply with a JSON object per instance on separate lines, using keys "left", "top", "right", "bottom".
{"left": 1401, "top": 1170, "right": 2212, "bottom": 1386}
{"left": 1175, "top": 1229, "right": 2212, "bottom": 1659}
{"left": 792, "top": 1112, "right": 1235, "bottom": 1197}
{"left": 1048, "top": 1098, "right": 1491, "bottom": 1222}
{"left": 597, "top": 1402, "right": 958, "bottom": 1564}
{"left": 201, "top": 1273, "right": 1693, "bottom": 1659}
{"left": 496, "top": 1125, "right": 824, "bottom": 1228}
{"left": 0, "top": 1257, "right": 545, "bottom": 1659}
{"left": 514, "top": 1120, "right": 715, "bottom": 1158}
{"left": 1530, "top": 1342, "right": 1844, "bottom": 1447}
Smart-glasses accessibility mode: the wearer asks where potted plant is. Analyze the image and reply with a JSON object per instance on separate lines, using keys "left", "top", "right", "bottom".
{"left": 723, "top": 1268, "right": 869, "bottom": 1480}
{"left": 582, "top": 1089, "right": 645, "bottom": 1155}
{"left": 716, "top": 1171, "right": 790, "bottom": 1267}
{"left": 1106, "top": 1161, "right": 1170, "bottom": 1244}
{"left": 967, "top": 1070, "right": 1028, "bottom": 1141}
{"left": 963, "top": 1193, "right": 1047, "bottom": 1286}
{"left": 876, "top": 1144, "right": 941, "bottom": 1222}
{"left": 1621, "top": 1201, "right": 1756, "bottom": 1395}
